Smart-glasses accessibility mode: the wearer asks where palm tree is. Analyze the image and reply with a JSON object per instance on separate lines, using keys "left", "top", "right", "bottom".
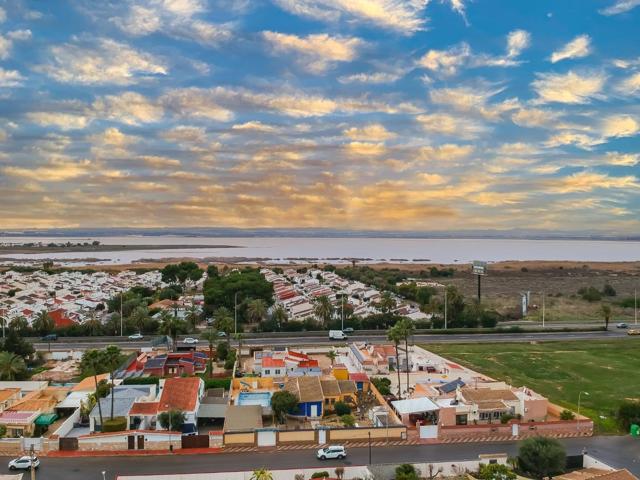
{"left": 0, "top": 352, "right": 26, "bottom": 380}
{"left": 103, "top": 346, "right": 122, "bottom": 420}
{"left": 201, "top": 328, "right": 219, "bottom": 378}
{"left": 272, "top": 305, "right": 288, "bottom": 327}
{"left": 214, "top": 307, "right": 234, "bottom": 345}
{"left": 83, "top": 350, "right": 105, "bottom": 428}
{"left": 326, "top": 349, "right": 337, "bottom": 366}
{"left": 0, "top": 315, "right": 6, "bottom": 339}
{"left": 246, "top": 299, "right": 268, "bottom": 324}
{"left": 600, "top": 304, "right": 612, "bottom": 330}
{"left": 387, "top": 324, "right": 403, "bottom": 398}
{"left": 234, "top": 332, "right": 244, "bottom": 372}
{"left": 186, "top": 305, "right": 201, "bottom": 330}
{"left": 313, "top": 296, "right": 333, "bottom": 327}
{"left": 33, "top": 310, "right": 55, "bottom": 335}
{"left": 250, "top": 468, "right": 273, "bottom": 480}
{"left": 377, "top": 292, "right": 397, "bottom": 316}
{"left": 9, "top": 316, "right": 28, "bottom": 334}
{"left": 129, "top": 306, "right": 149, "bottom": 334}
{"left": 158, "top": 311, "right": 186, "bottom": 351}
{"left": 85, "top": 313, "right": 102, "bottom": 336}
{"left": 397, "top": 318, "right": 415, "bottom": 396}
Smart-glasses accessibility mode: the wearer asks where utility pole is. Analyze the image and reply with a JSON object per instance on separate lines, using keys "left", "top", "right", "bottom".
{"left": 234, "top": 292, "right": 239, "bottom": 335}
{"left": 29, "top": 444, "right": 36, "bottom": 480}
{"left": 368, "top": 431, "right": 372, "bottom": 465}
{"left": 542, "top": 291, "right": 545, "bottom": 328}
{"left": 341, "top": 294, "right": 344, "bottom": 331}
{"left": 635, "top": 288, "right": 637, "bottom": 325}
{"left": 120, "top": 292, "right": 123, "bottom": 337}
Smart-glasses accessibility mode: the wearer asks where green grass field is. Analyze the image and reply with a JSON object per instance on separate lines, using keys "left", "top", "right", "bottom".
{"left": 426, "top": 339, "right": 640, "bottom": 433}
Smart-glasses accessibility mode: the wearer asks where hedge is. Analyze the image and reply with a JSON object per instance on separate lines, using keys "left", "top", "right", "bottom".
{"left": 102, "top": 417, "right": 127, "bottom": 432}
{"left": 123, "top": 376, "right": 160, "bottom": 385}
{"left": 203, "top": 377, "right": 231, "bottom": 390}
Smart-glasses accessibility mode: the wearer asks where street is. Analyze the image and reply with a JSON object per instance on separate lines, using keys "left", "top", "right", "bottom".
{"left": 32, "top": 329, "right": 631, "bottom": 351}
{"left": 4, "top": 436, "right": 639, "bottom": 480}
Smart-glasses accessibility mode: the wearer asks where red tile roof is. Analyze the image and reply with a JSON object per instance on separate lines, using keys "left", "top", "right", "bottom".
{"left": 158, "top": 377, "right": 201, "bottom": 412}
{"left": 349, "top": 373, "right": 370, "bottom": 383}
{"left": 48, "top": 309, "right": 75, "bottom": 328}
{"left": 129, "top": 402, "right": 159, "bottom": 416}
{"left": 262, "top": 357, "right": 285, "bottom": 368}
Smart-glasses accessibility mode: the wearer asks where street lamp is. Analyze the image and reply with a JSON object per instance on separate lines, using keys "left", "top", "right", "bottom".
{"left": 234, "top": 292, "right": 239, "bottom": 335}
{"left": 102, "top": 471, "right": 106, "bottom": 480}
{"left": 368, "top": 431, "right": 372, "bottom": 465}
{"left": 577, "top": 391, "right": 589, "bottom": 432}
{"left": 165, "top": 403, "right": 173, "bottom": 451}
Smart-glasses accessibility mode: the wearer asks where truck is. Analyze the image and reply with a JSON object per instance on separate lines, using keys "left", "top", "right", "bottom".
{"left": 329, "top": 330, "right": 347, "bottom": 340}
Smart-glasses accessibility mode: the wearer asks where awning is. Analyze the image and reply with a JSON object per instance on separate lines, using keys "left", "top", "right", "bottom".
{"left": 35, "top": 413, "right": 58, "bottom": 426}
{"left": 391, "top": 397, "right": 439, "bottom": 415}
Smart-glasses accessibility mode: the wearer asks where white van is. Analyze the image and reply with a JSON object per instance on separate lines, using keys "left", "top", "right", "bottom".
{"left": 329, "top": 330, "right": 347, "bottom": 340}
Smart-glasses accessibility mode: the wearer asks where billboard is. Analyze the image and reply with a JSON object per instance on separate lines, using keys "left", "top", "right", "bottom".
{"left": 472, "top": 260, "right": 487, "bottom": 276}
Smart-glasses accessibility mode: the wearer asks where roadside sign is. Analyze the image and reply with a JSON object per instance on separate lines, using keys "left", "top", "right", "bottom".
{"left": 472, "top": 260, "right": 487, "bottom": 276}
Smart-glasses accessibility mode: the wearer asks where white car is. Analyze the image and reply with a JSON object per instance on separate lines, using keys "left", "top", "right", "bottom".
{"left": 316, "top": 445, "right": 346, "bottom": 460}
{"left": 183, "top": 337, "right": 199, "bottom": 344}
{"left": 8, "top": 456, "right": 40, "bottom": 470}
{"left": 128, "top": 333, "right": 144, "bottom": 340}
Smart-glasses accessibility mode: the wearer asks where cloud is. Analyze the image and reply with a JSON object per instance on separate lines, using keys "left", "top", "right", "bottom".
{"left": 271, "top": 0, "right": 430, "bottom": 34}
{"left": 550, "top": 35, "right": 592, "bottom": 63}
{"left": 548, "top": 171, "right": 640, "bottom": 193}
{"left": 532, "top": 70, "right": 606, "bottom": 104}
{"left": 0, "top": 7, "right": 5, "bottom": 23}
{"left": 263, "top": 31, "right": 363, "bottom": 73}
{"left": 417, "top": 173, "right": 448, "bottom": 185}
{"left": 111, "top": 0, "right": 231, "bottom": 45}
{"left": 338, "top": 71, "right": 403, "bottom": 84}
{"left": 0, "top": 29, "right": 31, "bottom": 60}
{"left": 161, "top": 88, "right": 234, "bottom": 121}
{"left": 231, "top": 121, "right": 277, "bottom": 132}
{"left": 37, "top": 38, "right": 167, "bottom": 85}
{"left": 429, "top": 85, "right": 519, "bottom": 120}
{"left": 343, "top": 124, "right": 396, "bottom": 141}
{"left": 345, "top": 141, "right": 386, "bottom": 156}
{"left": 601, "top": 115, "right": 640, "bottom": 138}
{"left": 3, "top": 159, "right": 92, "bottom": 181}
{"left": 506, "top": 30, "right": 531, "bottom": 58}
{"left": 0, "top": 67, "right": 25, "bottom": 87}
{"left": 160, "top": 125, "right": 207, "bottom": 144}
{"left": 418, "top": 42, "right": 470, "bottom": 77}
{"left": 419, "top": 143, "right": 474, "bottom": 161}
{"left": 545, "top": 132, "right": 600, "bottom": 150}
{"left": 137, "top": 155, "right": 181, "bottom": 168}
{"left": 416, "top": 113, "right": 487, "bottom": 139}
{"left": 26, "top": 111, "right": 90, "bottom": 130}
{"left": 605, "top": 152, "right": 639, "bottom": 166}
{"left": 599, "top": 0, "right": 640, "bottom": 15}
{"left": 617, "top": 72, "right": 640, "bottom": 95}
{"left": 93, "top": 91, "right": 164, "bottom": 125}
{"left": 511, "top": 107, "right": 562, "bottom": 128}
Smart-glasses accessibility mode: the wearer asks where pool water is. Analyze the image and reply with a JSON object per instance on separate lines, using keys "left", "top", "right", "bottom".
{"left": 237, "top": 391, "right": 272, "bottom": 408}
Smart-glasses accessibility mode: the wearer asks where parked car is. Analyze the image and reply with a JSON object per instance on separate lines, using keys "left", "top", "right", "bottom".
{"left": 317, "top": 445, "right": 346, "bottom": 460}
{"left": 217, "top": 331, "right": 227, "bottom": 337}
{"left": 183, "top": 337, "right": 199, "bottom": 344}
{"left": 128, "top": 333, "right": 144, "bottom": 340}
{"left": 628, "top": 328, "right": 640, "bottom": 336}
{"left": 616, "top": 323, "right": 628, "bottom": 329}
{"left": 41, "top": 334, "right": 57, "bottom": 342}
{"left": 329, "top": 330, "right": 347, "bottom": 340}
{"left": 343, "top": 327, "right": 354, "bottom": 333}
{"left": 8, "top": 456, "right": 39, "bottom": 470}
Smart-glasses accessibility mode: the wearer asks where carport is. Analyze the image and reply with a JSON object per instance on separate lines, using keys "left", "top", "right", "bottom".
{"left": 391, "top": 397, "right": 439, "bottom": 430}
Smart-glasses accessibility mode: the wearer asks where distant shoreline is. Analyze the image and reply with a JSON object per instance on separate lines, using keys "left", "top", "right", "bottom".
{"left": 0, "top": 244, "right": 239, "bottom": 254}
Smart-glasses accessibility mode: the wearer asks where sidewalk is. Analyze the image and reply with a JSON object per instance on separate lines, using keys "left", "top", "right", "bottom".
{"left": 48, "top": 447, "right": 222, "bottom": 458}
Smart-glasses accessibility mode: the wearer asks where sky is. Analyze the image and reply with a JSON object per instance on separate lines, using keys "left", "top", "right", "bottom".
{"left": 0, "top": 0, "right": 639, "bottom": 232}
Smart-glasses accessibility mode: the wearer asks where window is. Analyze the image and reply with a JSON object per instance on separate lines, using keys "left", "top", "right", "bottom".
{"left": 493, "top": 411, "right": 502, "bottom": 419}
{"left": 455, "top": 414, "right": 468, "bottom": 425}
{"left": 264, "top": 369, "right": 270, "bottom": 375}
{"left": 479, "top": 412, "right": 491, "bottom": 421}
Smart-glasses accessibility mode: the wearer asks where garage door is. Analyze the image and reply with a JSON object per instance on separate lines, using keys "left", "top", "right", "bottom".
{"left": 256, "top": 429, "right": 277, "bottom": 447}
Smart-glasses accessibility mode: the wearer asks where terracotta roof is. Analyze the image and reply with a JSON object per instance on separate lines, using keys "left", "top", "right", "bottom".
{"left": 558, "top": 470, "right": 638, "bottom": 480}
{"left": 158, "top": 377, "right": 201, "bottom": 412}
{"left": 349, "top": 373, "right": 369, "bottom": 383}
{"left": 592, "top": 471, "right": 638, "bottom": 480}
{"left": 262, "top": 357, "right": 285, "bottom": 368}
{"left": 48, "top": 309, "right": 75, "bottom": 328}
{"left": 286, "top": 376, "right": 323, "bottom": 403}
{"left": 320, "top": 380, "right": 341, "bottom": 397}
{"left": 72, "top": 374, "right": 110, "bottom": 392}
{"left": 0, "top": 388, "right": 20, "bottom": 403}
{"left": 337, "top": 380, "right": 357, "bottom": 395}
{"left": 129, "top": 402, "right": 159, "bottom": 416}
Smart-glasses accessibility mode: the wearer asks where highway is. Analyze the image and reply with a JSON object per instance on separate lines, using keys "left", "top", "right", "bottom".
{"left": 3, "top": 436, "right": 639, "bottom": 480}
{"left": 31, "top": 329, "right": 634, "bottom": 351}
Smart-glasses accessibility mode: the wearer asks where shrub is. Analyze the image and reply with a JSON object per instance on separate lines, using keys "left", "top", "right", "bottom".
{"left": 518, "top": 436, "right": 566, "bottom": 480}
{"left": 0, "top": 424, "right": 6, "bottom": 438}
{"left": 334, "top": 401, "right": 351, "bottom": 416}
{"left": 617, "top": 400, "right": 640, "bottom": 431}
{"left": 340, "top": 414, "right": 355, "bottom": 427}
{"left": 500, "top": 413, "right": 516, "bottom": 424}
{"left": 311, "top": 472, "right": 329, "bottom": 478}
{"left": 578, "top": 287, "right": 602, "bottom": 302}
{"left": 203, "top": 377, "right": 231, "bottom": 390}
{"left": 224, "top": 350, "right": 237, "bottom": 370}
{"left": 371, "top": 377, "right": 391, "bottom": 395}
{"left": 603, "top": 284, "right": 616, "bottom": 297}
{"left": 478, "top": 463, "right": 516, "bottom": 480}
{"left": 216, "top": 341, "right": 229, "bottom": 361}
{"left": 123, "top": 376, "right": 160, "bottom": 385}
{"left": 396, "top": 464, "right": 419, "bottom": 480}
{"left": 560, "top": 409, "right": 575, "bottom": 421}
{"left": 157, "top": 409, "right": 186, "bottom": 431}
{"left": 102, "top": 417, "right": 127, "bottom": 432}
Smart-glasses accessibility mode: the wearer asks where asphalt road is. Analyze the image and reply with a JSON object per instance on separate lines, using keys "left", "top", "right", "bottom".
{"left": 4, "top": 436, "right": 639, "bottom": 480}
{"left": 33, "top": 329, "right": 632, "bottom": 351}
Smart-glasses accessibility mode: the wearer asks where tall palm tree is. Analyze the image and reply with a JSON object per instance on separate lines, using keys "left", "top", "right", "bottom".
{"left": 33, "top": 310, "right": 55, "bottom": 335}
{"left": 272, "top": 305, "right": 288, "bottom": 328}
{"left": 246, "top": 299, "right": 268, "bottom": 324}
{"left": 85, "top": 312, "right": 102, "bottom": 336}
{"left": 9, "top": 316, "right": 28, "bottom": 334}
{"left": 201, "top": 328, "right": 219, "bottom": 378}
{"left": 600, "top": 304, "right": 612, "bottom": 330}
{"left": 129, "top": 306, "right": 149, "bottom": 334}
{"left": 326, "top": 349, "right": 337, "bottom": 366}
{"left": 101, "top": 345, "right": 123, "bottom": 420}
{"left": 0, "top": 352, "right": 26, "bottom": 380}
{"left": 234, "top": 332, "right": 244, "bottom": 371}
{"left": 158, "top": 311, "right": 186, "bottom": 351}
{"left": 377, "top": 292, "right": 397, "bottom": 316}
{"left": 313, "top": 296, "right": 333, "bottom": 327}
{"left": 0, "top": 315, "right": 6, "bottom": 339}
{"left": 214, "top": 307, "right": 234, "bottom": 345}
{"left": 387, "top": 324, "right": 403, "bottom": 398}
{"left": 250, "top": 469, "right": 273, "bottom": 480}
{"left": 397, "top": 318, "right": 415, "bottom": 396}
{"left": 83, "top": 350, "right": 105, "bottom": 428}
{"left": 186, "top": 305, "right": 201, "bottom": 331}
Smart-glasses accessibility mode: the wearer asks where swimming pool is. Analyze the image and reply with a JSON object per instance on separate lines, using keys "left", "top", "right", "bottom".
{"left": 237, "top": 391, "right": 272, "bottom": 408}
